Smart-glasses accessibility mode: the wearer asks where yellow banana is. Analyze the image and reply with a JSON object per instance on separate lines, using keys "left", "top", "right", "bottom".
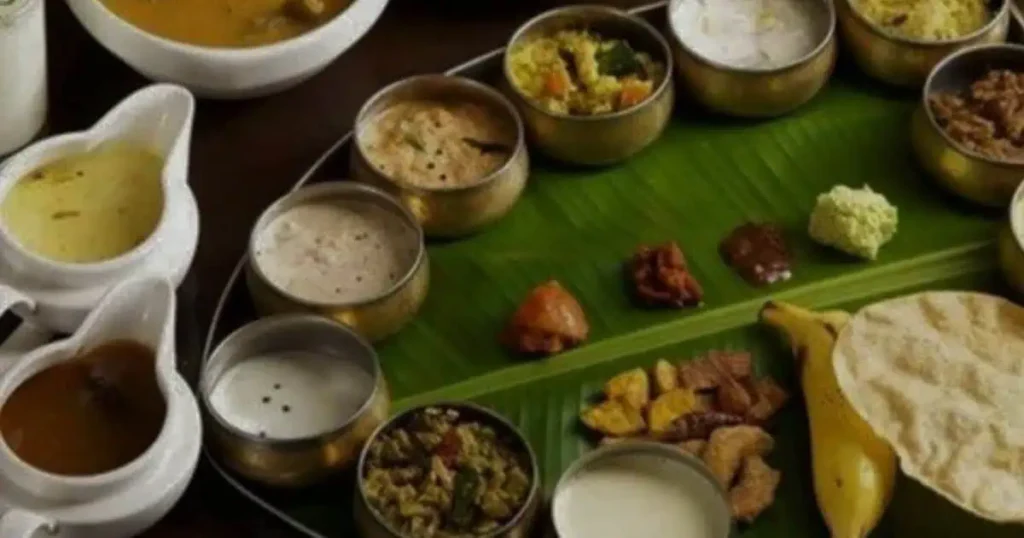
{"left": 759, "top": 300, "right": 896, "bottom": 538}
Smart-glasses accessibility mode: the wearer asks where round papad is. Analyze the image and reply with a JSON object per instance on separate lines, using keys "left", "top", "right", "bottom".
{"left": 833, "top": 291, "right": 1024, "bottom": 523}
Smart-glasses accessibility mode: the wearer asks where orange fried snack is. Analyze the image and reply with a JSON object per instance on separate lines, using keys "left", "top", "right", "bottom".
{"left": 502, "top": 280, "right": 589, "bottom": 356}
{"left": 702, "top": 425, "right": 774, "bottom": 487}
{"left": 729, "top": 455, "right": 782, "bottom": 523}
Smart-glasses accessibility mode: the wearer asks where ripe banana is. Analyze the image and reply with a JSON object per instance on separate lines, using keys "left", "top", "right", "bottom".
{"left": 759, "top": 300, "right": 896, "bottom": 538}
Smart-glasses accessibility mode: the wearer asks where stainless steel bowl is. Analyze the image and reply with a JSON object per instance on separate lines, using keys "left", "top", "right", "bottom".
{"left": 503, "top": 5, "right": 675, "bottom": 166}
{"left": 245, "top": 182, "right": 430, "bottom": 342}
{"left": 550, "top": 441, "right": 733, "bottom": 538}
{"left": 667, "top": 0, "right": 837, "bottom": 117}
{"left": 999, "top": 179, "right": 1024, "bottom": 295}
{"left": 837, "top": 0, "right": 1009, "bottom": 88}
{"left": 201, "top": 315, "right": 391, "bottom": 487}
{"left": 911, "top": 44, "right": 1024, "bottom": 207}
{"left": 354, "top": 402, "right": 541, "bottom": 538}
{"left": 351, "top": 75, "right": 530, "bottom": 238}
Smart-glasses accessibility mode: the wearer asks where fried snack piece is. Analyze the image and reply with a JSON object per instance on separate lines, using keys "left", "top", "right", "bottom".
{"left": 581, "top": 400, "right": 646, "bottom": 437}
{"left": 604, "top": 368, "right": 650, "bottom": 410}
{"left": 661, "top": 411, "right": 745, "bottom": 442}
{"left": 703, "top": 425, "right": 774, "bottom": 487}
{"left": 745, "top": 378, "right": 790, "bottom": 424}
{"left": 716, "top": 374, "right": 755, "bottom": 416}
{"left": 502, "top": 280, "right": 589, "bottom": 356}
{"left": 729, "top": 455, "right": 782, "bottom": 523}
{"left": 647, "top": 388, "right": 703, "bottom": 434}
{"left": 629, "top": 242, "right": 704, "bottom": 308}
{"left": 678, "top": 351, "right": 753, "bottom": 390}
{"left": 652, "top": 359, "right": 678, "bottom": 395}
{"left": 679, "top": 439, "right": 707, "bottom": 457}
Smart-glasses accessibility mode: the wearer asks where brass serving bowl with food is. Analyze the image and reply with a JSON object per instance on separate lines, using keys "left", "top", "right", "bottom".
{"left": 503, "top": 5, "right": 675, "bottom": 166}
{"left": 350, "top": 75, "right": 530, "bottom": 238}
{"left": 354, "top": 403, "right": 541, "bottom": 538}
{"left": 998, "top": 179, "right": 1024, "bottom": 295}
{"left": 245, "top": 182, "right": 430, "bottom": 342}
{"left": 910, "top": 44, "right": 1024, "bottom": 207}
{"left": 666, "top": 0, "right": 837, "bottom": 118}
{"left": 836, "top": 0, "right": 1009, "bottom": 88}
{"left": 201, "top": 315, "right": 391, "bottom": 487}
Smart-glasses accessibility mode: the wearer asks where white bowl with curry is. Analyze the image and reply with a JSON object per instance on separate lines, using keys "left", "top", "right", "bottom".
{"left": 67, "top": 0, "right": 390, "bottom": 99}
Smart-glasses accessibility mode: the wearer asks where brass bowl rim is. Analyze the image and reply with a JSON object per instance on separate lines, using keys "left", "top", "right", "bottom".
{"left": 920, "top": 42, "right": 1024, "bottom": 167}
{"left": 501, "top": 4, "right": 674, "bottom": 122}
{"left": 355, "top": 401, "right": 541, "bottom": 538}
{"left": 352, "top": 73, "right": 528, "bottom": 194}
{"left": 549, "top": 440, "right": 733, "bottom": 538}
{"left": 246, "top": 181, "right": 427, "bottom": 309}
{"left": 200, "top": 313, "right": 385, "bottom": 449}
{"left": 665, "top": 0, "right": 836, "bottom": 75}
{"left": 1009, "top": 177, "right": 1024, "bottom": 252}
{"left": 841, "top": 0, "right": 1009, "bottom": 47}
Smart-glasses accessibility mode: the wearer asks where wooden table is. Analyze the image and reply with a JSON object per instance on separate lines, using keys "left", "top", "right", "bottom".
{"left": 43, "top": 0, "right": 645, "bottom": 535}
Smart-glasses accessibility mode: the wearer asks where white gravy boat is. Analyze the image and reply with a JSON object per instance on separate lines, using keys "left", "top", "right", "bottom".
{"left": 0, "top": 276, "right": 202, "bottom": 538}
{"left": 0, "top": 83, "right": 199, "bottom": 334}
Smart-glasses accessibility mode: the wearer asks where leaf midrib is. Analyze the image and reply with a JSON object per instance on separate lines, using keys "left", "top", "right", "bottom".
{"left": 394, "top": 241, "right": 996, "bottom": 410}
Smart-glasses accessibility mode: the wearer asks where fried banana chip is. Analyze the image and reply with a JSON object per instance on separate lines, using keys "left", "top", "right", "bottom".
{"left": 652, "top": 359, "right": 678, "bottom": 395}
{"left": 604, "top": 368, "right": 650, "bottom": 409}
{"left": 729, "top": 455, "right": 781, "bottom": 523}
{"left": 702, "top": 425, "right": 774, "bottom": 487}
{"left": 580, "top": 400, "right": 646, "bottom": 437}
{"left": 647, "top": 388, "right": 703, "bottom": 434}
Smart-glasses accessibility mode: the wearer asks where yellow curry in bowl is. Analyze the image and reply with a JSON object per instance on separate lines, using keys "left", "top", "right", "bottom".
{"left": 98, "top": 0, "right": 352, "bottom": 48}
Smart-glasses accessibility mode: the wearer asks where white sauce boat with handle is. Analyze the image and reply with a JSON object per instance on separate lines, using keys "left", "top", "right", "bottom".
{"left": 0, "top": 276, "right": 202, "bottom": 538}
{"left": 0, "top": 83, "right": 200, "bottom": 335}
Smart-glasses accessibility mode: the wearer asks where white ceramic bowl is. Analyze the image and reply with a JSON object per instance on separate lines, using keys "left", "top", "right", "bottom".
{"left": 66, "top": 0, "right": 390, "bottom": 99}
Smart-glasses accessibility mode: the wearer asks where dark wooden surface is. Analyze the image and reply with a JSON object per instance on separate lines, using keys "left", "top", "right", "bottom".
{"left": 43, "top": 0, "right": 646, "bottom": 535}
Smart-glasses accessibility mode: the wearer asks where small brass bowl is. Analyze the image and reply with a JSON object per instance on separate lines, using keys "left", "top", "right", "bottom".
{"left": 836, "top": 0, "right": 1009, "bottom": 88}
{"left": 667, "top": 0, "right": 837, "bottom": 117}
{"left": 910, "top": 44, "right": 1024, "bottom": 207}
{"left": 502, "top": 5, "right": 675, "bottom": 166}
{"left": 350, "top": 75, "right": 530, "bottom": 238}
{"left": 354, "top": 402, "right": 541, "bottom": 538}
{"left": 245, "top": 182, "right": 430, "bottom": 342}
{"left": 998, "top": 180, "right": 1024, "bottom": 295}
{"left": 201, "top": 315, "right": 391, "bottom": 488}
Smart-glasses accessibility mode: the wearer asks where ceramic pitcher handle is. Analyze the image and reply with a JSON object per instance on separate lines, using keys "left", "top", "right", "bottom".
{"left": 0, "top": 509, "right": 56, "bottom": 537}
{"left": 0, "top": 283, "right": 34, "bottom": 318}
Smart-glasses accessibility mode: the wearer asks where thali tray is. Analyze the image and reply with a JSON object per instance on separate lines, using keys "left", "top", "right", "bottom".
{"left": 203, "top": 2, "right": 1024, "bottom": 537}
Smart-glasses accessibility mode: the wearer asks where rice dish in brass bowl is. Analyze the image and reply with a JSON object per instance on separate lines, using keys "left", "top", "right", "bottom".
{"left": 667, "top": 0, "right": 837, "bottom": 118}
{"left": 503, "top": 5, "right": 674, "bottom": 166}
{"left": 910, "top": 44, "right": 1024, "bottom": 207}
{"left": 836, "top": 0, "right": 1009, "bottom": 87}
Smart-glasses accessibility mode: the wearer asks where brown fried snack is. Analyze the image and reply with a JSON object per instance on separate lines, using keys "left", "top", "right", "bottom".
{"left": 661, "top": 411, "right": 745, "bottom": 442}
{"left": 729, "top": 455, "right": 782, "bottom": 523}
{"left": 679, "top": 439, "right": 707, "bottom": 457}
{"left": 629, "top": 242, "right": 704, "bottom": 308}
{"left": 677, "top": 351, "right": 753, "bottom": 391}
{"left": 929, "top": 69, "right": 1024, "bottom": 162}
{"left": 716, "top": 373, "right": 755, "bottom": 416}
{"left": 702, "top": 425, "right": 774, "bottom": 487}
{"left": 502, "top": 280, "right": 589, "bottom": 356}
{"left": 745, "top": 378, "right": 790, "bottom": 424}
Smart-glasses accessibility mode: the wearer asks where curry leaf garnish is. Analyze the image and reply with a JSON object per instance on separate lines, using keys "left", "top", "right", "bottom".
{"left": 449, "top": 467, "right": 478, "bottom": 529}
{"left": 596, "top": 41, "right": 643, "bottom": 78}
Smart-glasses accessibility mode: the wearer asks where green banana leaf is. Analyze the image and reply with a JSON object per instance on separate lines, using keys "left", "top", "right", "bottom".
{"left": 205, "top": 4, "right": 1022, "bottom": 537}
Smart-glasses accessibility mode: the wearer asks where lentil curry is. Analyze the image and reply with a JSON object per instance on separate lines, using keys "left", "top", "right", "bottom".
{"left": 99, "top": 0, "right": 352, "bottom": 48}
{"left": 362, "top": 406, "right": 532, "bottom": 538}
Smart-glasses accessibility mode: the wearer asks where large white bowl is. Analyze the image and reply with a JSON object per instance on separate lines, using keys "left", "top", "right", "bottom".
{"left": 67, "top": 0, "right": 390, "bottom": 99}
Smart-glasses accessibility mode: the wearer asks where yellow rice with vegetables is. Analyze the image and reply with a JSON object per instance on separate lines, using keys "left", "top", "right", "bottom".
{"left": 851, "top": 0, "right": 991, "bottom": 40}
{"left": 507, "top": 30, "right": 664, "bottom": 116}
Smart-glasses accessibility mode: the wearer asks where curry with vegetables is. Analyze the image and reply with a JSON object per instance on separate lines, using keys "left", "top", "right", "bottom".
{"left": 361, "top": 406, "right": 533, "bottom": 538}
{"left": 99, "top": 0, "right": 351, "bottom": 48}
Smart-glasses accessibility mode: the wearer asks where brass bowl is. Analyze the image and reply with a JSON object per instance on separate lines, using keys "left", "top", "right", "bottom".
{"left": 910, "top": 44, "right": 1024, "bottom": 207}
{"left": 350, "top": 75, "right": 530, "bottom": 238}
{"left": 354, "top": 402, "right": 541, "bottom": 538}
{"left": 201, "top": 315, "right": 391, "bottom": 487}
{"left": 667, "top": 0, "right": 837, "bottom": 117}
{"left": 837, "top": 0, "right": 1009, "bottom": 88}
{"left": 502, "top": 5, "right": 675, "bottom": 166}
{"left": 998, "top": 180, "right": 1024, "bottom": 295}
{"left": 245, "top": 182, "right": 429, "bottom": 342}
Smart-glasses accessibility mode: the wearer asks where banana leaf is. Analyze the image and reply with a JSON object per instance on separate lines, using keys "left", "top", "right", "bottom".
{"left": 204, "top": 4, "right": 1019, "bottom": 537}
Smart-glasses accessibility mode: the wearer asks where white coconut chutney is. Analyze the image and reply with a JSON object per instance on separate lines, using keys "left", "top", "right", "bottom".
{"left": 671, "top": 0, "right": 830, "bottom": 70}
{"left": 552, "top": 451, "right": 728, "bottom": 538}
{"left": 253, "top": 199, "right": 419, "bottom": 305}
{"left": 208, "top": 351, "right": 374, "bottom": 440}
